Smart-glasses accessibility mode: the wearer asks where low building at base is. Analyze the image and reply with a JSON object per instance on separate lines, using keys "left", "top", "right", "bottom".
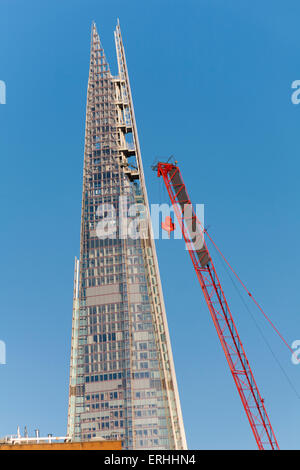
{"left": 0, "top": 434, "right": 122, "bottom": 450}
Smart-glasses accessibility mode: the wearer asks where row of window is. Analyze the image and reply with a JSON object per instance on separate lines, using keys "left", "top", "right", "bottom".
{"left": 93, "top": 333, "right": 116, "bottom": 343}
{"left": 87, "top": 302, "right": 146, "bottom": 315}
{"left": 84, "top": 340, "right": 151, "bottom": 354}
{"left": 85, "top": 372, "right": 123, "bottom": 383}
{"left": 86, "top": 392, "right": 119, "bottom": 401}
{"left": 85, "top": 370, "right": 153, "bottom": 383}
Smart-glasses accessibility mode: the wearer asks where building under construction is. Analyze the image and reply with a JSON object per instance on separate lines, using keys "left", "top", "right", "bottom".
{"left": 67, "top": 21, "right": 187, "bottom": 450}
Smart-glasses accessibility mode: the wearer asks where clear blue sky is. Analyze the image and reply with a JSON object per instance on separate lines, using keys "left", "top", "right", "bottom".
{"left": 0, "top": 0, "right": 299, "bottom": 449}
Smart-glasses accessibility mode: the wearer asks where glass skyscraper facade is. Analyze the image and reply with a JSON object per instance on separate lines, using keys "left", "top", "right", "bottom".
{"left": 67, "top": 21, "right": 186, "bottom": 450}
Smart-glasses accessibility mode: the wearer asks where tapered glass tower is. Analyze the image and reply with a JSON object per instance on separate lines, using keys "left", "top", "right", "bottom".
{"left": 67, "top": 21, "right": 186, "bottom": 450}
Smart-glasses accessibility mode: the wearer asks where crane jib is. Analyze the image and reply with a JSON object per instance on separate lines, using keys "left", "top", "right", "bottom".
{"left": 168, "top": 166, "right": 210, "bottom": 268}
{"left": 156, "top": 161, "right": 279, "bottom": 450}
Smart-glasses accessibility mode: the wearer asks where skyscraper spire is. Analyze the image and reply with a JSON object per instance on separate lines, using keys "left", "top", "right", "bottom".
{"left": 67, "top": 21, "right": 187, "bottom": 450}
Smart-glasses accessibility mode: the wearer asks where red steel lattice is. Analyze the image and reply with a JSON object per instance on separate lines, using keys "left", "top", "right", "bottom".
{"left": 157, "top": 162, "right": 279, "bottom": 450}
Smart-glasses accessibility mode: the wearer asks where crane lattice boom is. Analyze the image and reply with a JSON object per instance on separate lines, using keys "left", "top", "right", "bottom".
{"left": 157, "top": 162, "right": 279, "bottom": 450}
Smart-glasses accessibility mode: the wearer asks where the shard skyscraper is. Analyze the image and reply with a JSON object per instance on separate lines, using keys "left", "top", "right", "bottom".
{"left": 67, "top": 21, "right": 186, "bottom": 450}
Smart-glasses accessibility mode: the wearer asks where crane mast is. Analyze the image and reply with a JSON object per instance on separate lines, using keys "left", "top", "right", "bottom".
{"left": 157, "top": 162, "right": 279, "bottom": 450}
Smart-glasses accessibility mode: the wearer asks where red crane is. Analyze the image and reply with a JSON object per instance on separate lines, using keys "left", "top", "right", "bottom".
{"left": 157, "top": 161, "right": 279, "bottom": 450}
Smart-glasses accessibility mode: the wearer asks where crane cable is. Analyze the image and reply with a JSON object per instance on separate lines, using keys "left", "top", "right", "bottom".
{"left": 209, "top": 237, "right": 300, "bottom": 400}
{"left": 203, "top": 228, "right": 294, "bottom": 355}
{"left": 157, "top": 173, "right": 293, "bottom": 356}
